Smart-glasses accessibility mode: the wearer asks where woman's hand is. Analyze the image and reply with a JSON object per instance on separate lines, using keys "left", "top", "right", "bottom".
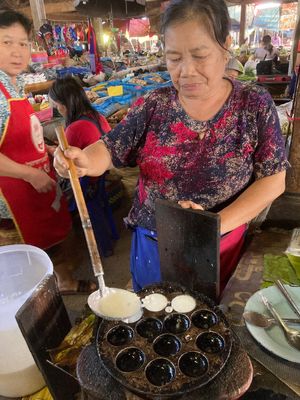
{"left": 25, "top": 168, "right": 56, "bottom": 193}
{"left": 178, "top": 200, "right": 204, "bottom": 210}
{"left": 53, "top": 146, "right": 89, "bottom": 178}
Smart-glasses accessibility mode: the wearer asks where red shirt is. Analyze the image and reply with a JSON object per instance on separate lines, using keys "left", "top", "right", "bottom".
{"left": 66, "top": 114, "right": 110, "bottom": 149}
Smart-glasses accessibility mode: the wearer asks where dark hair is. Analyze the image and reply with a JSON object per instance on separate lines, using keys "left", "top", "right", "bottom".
{"left": 262, "top": 35, "right": 273, "bottom": 55}
{"left": 0, "top": 9, "right": 32, "bottom": 36}
{"left": 160, "top": 0, "right": 230, "bottom": 49}
{"left": 49, "top": 76, "right": 100, "bottom": 127}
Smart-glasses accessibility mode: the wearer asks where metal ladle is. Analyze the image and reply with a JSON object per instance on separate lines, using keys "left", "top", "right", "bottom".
{"left": 260, "top": 293, "right": 300, "bottom": 350}
{"left": 55, "top": 126, "right": 142, "bottom": 322}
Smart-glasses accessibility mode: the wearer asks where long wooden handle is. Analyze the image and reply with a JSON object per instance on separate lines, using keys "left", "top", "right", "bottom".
{"left": 55, "top": 125, "right": 105, "bottom": 286}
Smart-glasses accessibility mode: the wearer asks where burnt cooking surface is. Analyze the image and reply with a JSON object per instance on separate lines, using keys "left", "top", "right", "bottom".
{"left": 97, "top": 282, "right": 232, "bottom": 397}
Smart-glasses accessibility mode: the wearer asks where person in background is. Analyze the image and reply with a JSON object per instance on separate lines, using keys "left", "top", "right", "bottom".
{"left": 49, "top": 76, "right": 117, "bottom": 257}
{"left": 225, "top": 57, "right": 244, "bottom": 79}
{"left": 255, "top": 35, "right": 279, "bottom": 61}
{"left": 272, "top": 32, "right": 282, "bottom": 48}
{"left": 49, "top": 76, "right": 111, "bottom": 148}
{"left": 54, "top": 0, "right": 288, "bottom": 294}
{"left": 0, "top": 10, "right": 95, "bottom": 295}
{"left": 240, "top": 37, "right": 249, "bottom": 53}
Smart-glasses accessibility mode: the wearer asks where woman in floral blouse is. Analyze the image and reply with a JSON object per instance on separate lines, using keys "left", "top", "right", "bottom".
{"left": 54, "top": 0, "right": 289, "bottom": 293}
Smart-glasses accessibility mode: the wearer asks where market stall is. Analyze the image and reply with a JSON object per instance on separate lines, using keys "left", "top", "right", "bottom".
{"left": 1, "top": 3, "right": 300, "bottom": 400}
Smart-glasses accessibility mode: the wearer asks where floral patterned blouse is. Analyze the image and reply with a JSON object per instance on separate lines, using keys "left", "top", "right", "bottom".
{"left": 102, "top": 79, "right": 289, "bottom": 231}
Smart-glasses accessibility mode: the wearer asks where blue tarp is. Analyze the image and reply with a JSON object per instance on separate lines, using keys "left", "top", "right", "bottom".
{"left": 252, "top": 8, "right": 280, "bottom": 30}
{"left": 230, "top": 18, "right": 240, "bottom": 32}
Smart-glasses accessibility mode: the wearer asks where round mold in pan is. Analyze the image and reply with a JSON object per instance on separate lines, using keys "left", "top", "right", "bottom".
{"left": 96, "top": 282, "right": 233, "bottom": 398}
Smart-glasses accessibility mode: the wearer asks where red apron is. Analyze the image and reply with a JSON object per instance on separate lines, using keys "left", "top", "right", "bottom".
{"left": 220, "top": 223, "right": 247, "bottom": 292}
{"left": 0, "top": 82, "right": 71, "bottom": 249}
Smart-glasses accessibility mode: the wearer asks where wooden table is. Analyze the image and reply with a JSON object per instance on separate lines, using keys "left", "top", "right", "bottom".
{"left": 24, "top": 80, "right": 55, "bottom": 95}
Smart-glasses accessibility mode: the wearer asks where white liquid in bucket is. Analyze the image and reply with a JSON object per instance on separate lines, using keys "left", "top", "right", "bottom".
{"left": 0, "top": 245, "right": 52, "bottom": 397}
{"left": 0, "top": 328, "right": 45, "bottom": 397}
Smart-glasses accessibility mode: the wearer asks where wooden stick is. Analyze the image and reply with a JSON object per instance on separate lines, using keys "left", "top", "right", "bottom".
{"left": 55, "top": 125, "right": 106, "bottom": 296}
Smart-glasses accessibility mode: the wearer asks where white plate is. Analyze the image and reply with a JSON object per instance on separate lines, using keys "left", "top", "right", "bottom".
{"left": 244, "top": 285, "right": 300, "bottom": 363}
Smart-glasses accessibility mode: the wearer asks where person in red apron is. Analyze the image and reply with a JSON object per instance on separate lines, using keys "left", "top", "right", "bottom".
{"left": 0, "top": 10, "right": 96, "bottom": 294}
{"left": 0, "top": 81, "right": 72, "bottom": 248}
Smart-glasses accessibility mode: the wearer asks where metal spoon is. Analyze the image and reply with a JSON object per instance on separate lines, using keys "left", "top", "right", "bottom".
{"left": 243, "top": 310, "right": 300, "bottom": 328}
{"left": 260, "top": 294, "right": 300, "bottom": 350}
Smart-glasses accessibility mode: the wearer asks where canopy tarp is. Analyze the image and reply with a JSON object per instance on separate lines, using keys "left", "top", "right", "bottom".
{"left": 129, "top": 17, "right": 150, "bottom": 36}
{"left": 113, "top": 17, "right": 150, "bottom": 37}
{"left": 251, "top": 7, "right": 280, "bottom": 30}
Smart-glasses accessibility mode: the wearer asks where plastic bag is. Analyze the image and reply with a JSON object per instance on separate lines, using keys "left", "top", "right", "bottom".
{"left": 276, "top": 100, "right": 292, "bottom": 135}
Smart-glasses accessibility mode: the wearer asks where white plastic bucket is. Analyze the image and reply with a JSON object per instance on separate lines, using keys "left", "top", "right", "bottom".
{"left": 0, "top": 244, "right": 53, "bottom": 397}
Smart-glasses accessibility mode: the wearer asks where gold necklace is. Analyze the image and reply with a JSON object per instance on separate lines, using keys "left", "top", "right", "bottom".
{"left": 198, "top": 130, "right": 206, "bottom": 140}
{"left": 197, "top": 122, "right": 207, "bottom": 140}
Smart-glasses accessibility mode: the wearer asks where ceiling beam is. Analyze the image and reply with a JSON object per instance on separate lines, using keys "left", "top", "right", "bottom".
{"left": 18, "top": 0, "right": 80, "bottom": 21}
{"left": 227, "top": 0, "right": 295, "bottom": 4}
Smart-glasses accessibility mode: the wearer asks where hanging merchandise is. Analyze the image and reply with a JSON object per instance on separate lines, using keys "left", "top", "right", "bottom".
{"left": 88, "top": 19, "right": 103, "bottom": 74}
{"left": 63, "top": 24, "right": 72, "bottom": 45}
{"left": 37, "top": 22, "right": 55, "bottom": 55}
{"left": 69, "top": 25, "right": 77, "bottom": 41}
{"left": 77, "top": 24, "right": 85, "bottom": 42}
{"left": 30, "top": 44, "right": 48, "bottom": 64}
{"left": 53, "top": 25, "right": 61, "bottom": 41}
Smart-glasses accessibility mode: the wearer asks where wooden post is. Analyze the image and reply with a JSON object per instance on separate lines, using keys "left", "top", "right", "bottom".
{"left": 256, "top": 1, "right": 300, "bottom": 226}
{"left": 29, "top": 0, "right": 46, "bottom": 32}
{"left": 286, "top": 0, "right": 300, "bottom": 194}
{"left": 291, "top": 0, "right": 300, "bottom": 70}
{"left": 239, "top": 0, "right": 246, "bottom": 46}
{"left": 286, "top": 78, "right": 300, "bottom": 193}
{"left": 92, "top": 17, "right": 104, "bottom": 49}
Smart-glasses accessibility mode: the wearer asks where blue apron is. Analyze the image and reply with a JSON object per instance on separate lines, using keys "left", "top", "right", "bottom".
{"left": 130, "top": 226, "right": 161, "bottom": 292}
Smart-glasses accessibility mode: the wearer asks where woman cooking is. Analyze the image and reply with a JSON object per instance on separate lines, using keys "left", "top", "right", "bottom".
{"left": 0, "top": 10, "right": 94, "bottom": 294}
{"left": 54, "top": 0, "right": 289, "bottom": 294}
